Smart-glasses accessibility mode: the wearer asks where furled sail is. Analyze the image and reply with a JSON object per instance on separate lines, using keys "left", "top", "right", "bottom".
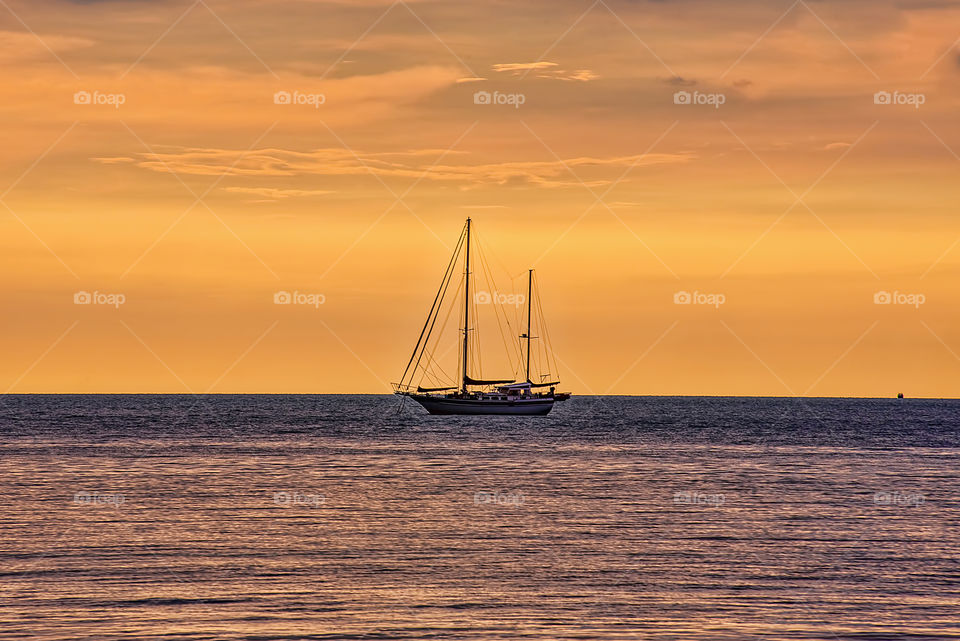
{"left": 416, "top": 385, "right": 458, "bottom": 392}
{"left": 465, "top": 376, "right": 515, "bottom": 386}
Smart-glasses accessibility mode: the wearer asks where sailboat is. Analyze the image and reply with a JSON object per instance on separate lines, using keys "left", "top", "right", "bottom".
{"left": 394, "top": 218, "right": 571, "bottom": 415}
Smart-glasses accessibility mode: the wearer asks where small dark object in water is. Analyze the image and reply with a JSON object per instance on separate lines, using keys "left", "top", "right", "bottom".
{"left": 897, "top": 392, "right": 904, "bottom": 398}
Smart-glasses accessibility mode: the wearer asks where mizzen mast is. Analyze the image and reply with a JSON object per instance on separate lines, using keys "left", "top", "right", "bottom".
{"left": 524, "top": 269, "right": 533, "bottom": 383}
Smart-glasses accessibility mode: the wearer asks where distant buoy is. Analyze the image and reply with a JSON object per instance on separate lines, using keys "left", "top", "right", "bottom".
{"left": 897, "top": 392, "right": 904, "bottom": 399}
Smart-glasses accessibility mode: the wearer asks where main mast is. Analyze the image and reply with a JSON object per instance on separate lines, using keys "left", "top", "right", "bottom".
{"left": 525, "top": 269, "right": 533, "bottom": 383}
{"left": 461, "top": 218, "right": 471, "bottom": 394}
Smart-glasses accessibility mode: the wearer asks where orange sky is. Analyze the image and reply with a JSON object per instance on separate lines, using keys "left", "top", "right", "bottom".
{"left": 1, "top": 0, "right": 959, "bottom": 396}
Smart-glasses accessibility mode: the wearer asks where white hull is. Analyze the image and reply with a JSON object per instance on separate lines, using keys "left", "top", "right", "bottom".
{"left": 404, "top": 394, "right": 555, "bottom": 416}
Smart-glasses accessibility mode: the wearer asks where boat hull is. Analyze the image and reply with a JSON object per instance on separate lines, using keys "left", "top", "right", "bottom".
{"left": 405, "top": 394, "right": 555, "bottom": 416}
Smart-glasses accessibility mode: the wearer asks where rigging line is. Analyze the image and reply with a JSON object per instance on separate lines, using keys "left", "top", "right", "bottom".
{"left": 482, "top": 232, "right": 524, "bottom": 367}
{"left": 470, "top": 282, "right": 482, "bottom": 380}
{"left": 475, "top": 228, "right": 519, "bottom": 334}
{"left": 419, "top": 289, "right": 462, "bottom": 387}
{"left": 420, "top": 367, "right": 443, "bottom": 388}
{"left": 475, "top": 234, "right": 521, "bottom": 370}
{"left": 511, "top": 270, "right": 526, "bottom": 333}
{"left": 409, "top": 258, "right": 463, "bottom": 388}
{"left": 533, "top": 273, "right": 552, "bottom": 377}
{"left": 534, "top": 273, "right": 560, "bottom": 381}
{"left": 466, "top": 228, "right": 480, "bottom": 382}
{"left": 531, "top": 285, "right": 545, "bottom": 381}
{"left": 421, "top": 338, "right": 459, "bottom": 387}
{"left": 400, "top": 225, "right": 465, "bottom": 385}
{"left": 483, "top": 237, "right": 525, "bottom": 347}
{"left": 418, "top": 275, "right": 463, "bottom": 384}
{"left": 481, "top": 223, "right": 523, "bottom": 284}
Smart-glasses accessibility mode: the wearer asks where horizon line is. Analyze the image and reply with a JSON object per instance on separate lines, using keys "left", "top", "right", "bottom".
{"left": 0, "top": 393, "right": 953, "bottom": 400}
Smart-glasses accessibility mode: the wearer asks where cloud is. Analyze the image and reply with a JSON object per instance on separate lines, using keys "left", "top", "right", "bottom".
{"left": 223, "top": 187, "right": 335, "bottom": 199}
{"left": 492, "top": 61, "right": 598, "bottom": 82}
{"left": 0, "top": 30, "right": 93, "bottom": 61}
{"left": 93, "top": 156, "right": 137, "bottom": 164}
{"left": 492, "top": 62, "right": 559, "bottom": 74}
{"left": 100, "top": 146, "right": 694, "bottom": 189}
{"left": 539, "top": 68, "right": 599, "bottom": 82}
{"left": 662, "top": 76, "right": 697, "bottom": 87}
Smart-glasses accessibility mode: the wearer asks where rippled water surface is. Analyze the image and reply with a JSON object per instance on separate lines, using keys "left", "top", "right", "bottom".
{"left": 2, "top": 395, "right": 959, "bottom": 640}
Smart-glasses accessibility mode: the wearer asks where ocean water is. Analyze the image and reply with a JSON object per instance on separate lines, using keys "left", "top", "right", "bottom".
{"left": 1, "top": 395, "right": 958, "bottom": 640}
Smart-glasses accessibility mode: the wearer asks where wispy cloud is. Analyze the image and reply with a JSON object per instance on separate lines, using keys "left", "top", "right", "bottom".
{"left": 492, "top": 62, "right": 559, "bottom": 74}
{"left": 100, "top": 146, "right": 693, "bottom": 189}
{"left": 223, "top": 187, "right": 335, "bottom": 199}
{"left": 492, "top": 61, "right": 598, "bottom": 81}
{"left": 0, "top": 29, "right": 93, "bottom": 62}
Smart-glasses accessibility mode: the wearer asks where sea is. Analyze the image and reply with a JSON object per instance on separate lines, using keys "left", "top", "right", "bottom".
{"left": 1, "top": 395, "right": 958, "bottom": 640}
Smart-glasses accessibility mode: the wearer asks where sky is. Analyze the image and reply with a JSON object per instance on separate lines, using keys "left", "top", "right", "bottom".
{"left": 1, "top": 0, "right": 959, "bottom": 396}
